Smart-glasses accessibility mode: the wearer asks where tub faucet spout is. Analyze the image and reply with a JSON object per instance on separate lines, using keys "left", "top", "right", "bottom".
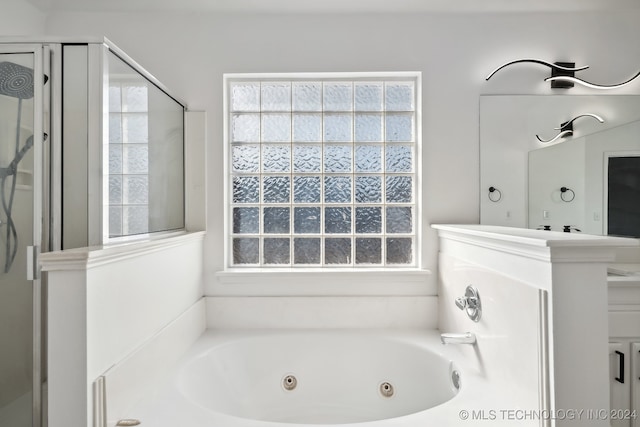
{"left": 440, "top": 332, "right": 476, "bottom": 345}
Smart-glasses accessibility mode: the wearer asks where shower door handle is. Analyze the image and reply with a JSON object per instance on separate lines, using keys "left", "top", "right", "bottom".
{"left": 27, "top": 245, "right": 39, "bottom": 280}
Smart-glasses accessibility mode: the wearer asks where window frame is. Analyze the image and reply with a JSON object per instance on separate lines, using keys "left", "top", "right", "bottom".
{"left": 223, "top": 72, "right": 422, "bottom": 270}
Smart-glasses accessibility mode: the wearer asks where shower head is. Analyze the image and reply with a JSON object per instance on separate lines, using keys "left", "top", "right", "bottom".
{"left": 0, "top": 61, "right": 35, "bottom": 100}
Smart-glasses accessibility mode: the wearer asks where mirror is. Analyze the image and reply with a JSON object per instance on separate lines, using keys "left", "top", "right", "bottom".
{"left": 480, "top": 95, "right": 640, "bottom": 237}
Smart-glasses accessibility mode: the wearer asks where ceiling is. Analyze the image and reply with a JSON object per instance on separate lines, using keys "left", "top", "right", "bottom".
{"left": 24, "top": 0, "right": 640, "bottom": 14}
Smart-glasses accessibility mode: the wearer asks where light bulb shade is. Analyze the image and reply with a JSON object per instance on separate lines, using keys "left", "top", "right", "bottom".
{"left": 485, "top": 59, "right": 589, "bottom": 81}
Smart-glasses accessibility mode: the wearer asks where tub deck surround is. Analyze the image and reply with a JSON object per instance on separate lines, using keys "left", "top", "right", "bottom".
{"left": 123, "top": 329, "right": 534, "bottom": 427}
{"left": 205, "top": 296, "right": 437, "bottom": 329}
{"left": 437, "top": 253, "right": 547, "bottom": 424}
{"left": 40, "top": 231, "right": 204, "bottom": 270}
{"left": 98, "top": 299, "right": 206, "bottom": 427}
{"left": 211, "top": 268, "right": 435, "bottom": 329}
{"left": 213, "top": 269, "right": 433, "bottom": 296}
{"left": 41, "top": 232, "right": 205, "bottom": 427}
{"left": 434, "top": 224, "right": 640, "bottom": 427}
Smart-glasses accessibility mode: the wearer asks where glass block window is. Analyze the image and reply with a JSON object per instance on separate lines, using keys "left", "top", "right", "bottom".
{"left": 227, "top": 74, "right": 419, "bottom": 267}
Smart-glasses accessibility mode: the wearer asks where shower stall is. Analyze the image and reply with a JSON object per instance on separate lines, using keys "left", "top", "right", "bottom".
{"left": 0, "top": 38, "right": 186, "bottom": 427}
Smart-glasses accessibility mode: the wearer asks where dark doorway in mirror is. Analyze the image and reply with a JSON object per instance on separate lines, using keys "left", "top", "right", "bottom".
{"left": 608, "top": 156, "right": 640, "bottom": 238}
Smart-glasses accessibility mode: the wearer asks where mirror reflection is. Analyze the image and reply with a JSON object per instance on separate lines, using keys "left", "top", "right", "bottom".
{"left": 107, "top": 51, "right": 185, "bottom": 238}
{"left": 480, "top": 95, "right": 640, "bottom": 237}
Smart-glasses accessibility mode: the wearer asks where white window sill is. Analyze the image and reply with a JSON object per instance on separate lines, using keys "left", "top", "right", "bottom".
{"left": 212, "top": 268, "right": 433, "bottom": 296}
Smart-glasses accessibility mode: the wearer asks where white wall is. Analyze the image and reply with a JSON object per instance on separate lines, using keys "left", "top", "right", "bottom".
{"left": 0, "top": 0, "right": 45, "bottom": 36}
{"left": 41, "top": 9, "right": 640, "bottom": 292}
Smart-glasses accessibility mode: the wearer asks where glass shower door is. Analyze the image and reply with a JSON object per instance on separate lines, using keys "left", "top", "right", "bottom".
{"left": 0, "top": 47, "right": 44, "bottom": 427}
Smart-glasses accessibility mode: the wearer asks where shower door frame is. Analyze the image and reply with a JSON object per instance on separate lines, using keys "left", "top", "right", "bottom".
{"left": 0, "top": 43, "right": 46, "bottom": 427}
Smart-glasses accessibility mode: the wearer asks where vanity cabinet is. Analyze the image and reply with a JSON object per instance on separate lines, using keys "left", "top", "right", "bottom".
{"left": 608, "top": 277, "right": 640, "bottom": 427}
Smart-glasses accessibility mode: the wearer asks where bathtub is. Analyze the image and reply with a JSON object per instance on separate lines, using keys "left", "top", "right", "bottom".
{"left": 124, "top": 329, "right": 511, "bottom": 427}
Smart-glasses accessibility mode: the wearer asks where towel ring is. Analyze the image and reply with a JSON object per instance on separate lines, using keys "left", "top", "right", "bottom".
{"left": 560, "top": 187, "right": 575, "bottom": 202}
{"left": 488, "top": 186, "right": 502, "bottom": 202}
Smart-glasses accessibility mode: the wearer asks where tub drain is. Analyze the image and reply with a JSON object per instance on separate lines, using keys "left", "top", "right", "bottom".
{"left": 452, "top": 370, "right": 461, "bottom": 390}
{"left": 379, "top": 381, "right": 394, "bottom": 398}
{"left": 282, "top": 374, "right": 297, "bottom": 391}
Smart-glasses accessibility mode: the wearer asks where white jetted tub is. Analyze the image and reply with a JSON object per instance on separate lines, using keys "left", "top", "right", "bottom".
{"left": 126, "top": 330, "right": 496, "bottom": 427}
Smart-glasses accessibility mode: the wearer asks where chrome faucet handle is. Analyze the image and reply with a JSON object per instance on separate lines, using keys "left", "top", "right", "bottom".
{"left": 455, "top": 285, "right": 482, "bottom": 322}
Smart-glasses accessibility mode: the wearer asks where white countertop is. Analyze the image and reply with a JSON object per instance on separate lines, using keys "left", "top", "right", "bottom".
{"left": 608, "top": 263, "right": 640, "bottom": 276}
{"left": 432, "top": 224, "right": 640, "bottom": 248}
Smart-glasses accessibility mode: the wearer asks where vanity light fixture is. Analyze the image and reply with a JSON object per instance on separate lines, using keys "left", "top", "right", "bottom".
{"left": 486, "top": 59, "right": 640, "bottom": 90}
{"left": 535, "top": 113, "right": 604, "bottom": 144}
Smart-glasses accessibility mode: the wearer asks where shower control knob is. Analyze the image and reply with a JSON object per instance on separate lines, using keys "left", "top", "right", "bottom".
{"left": 455, "top": 295, "right": 478, "bottom": 310}
{"left": 455, "top": 285, "right": 482, "bottom": 322}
